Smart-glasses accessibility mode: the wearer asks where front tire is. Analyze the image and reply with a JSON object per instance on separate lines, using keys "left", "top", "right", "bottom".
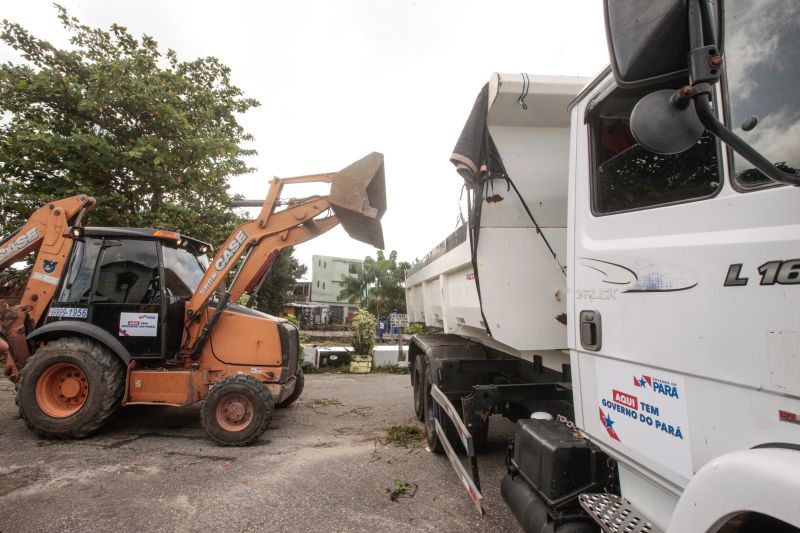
{"left": 17, "top": 337, "right": 125, "bottom": 439}
{"left": 201, "top": 374, "right": 273, "bottom": 446}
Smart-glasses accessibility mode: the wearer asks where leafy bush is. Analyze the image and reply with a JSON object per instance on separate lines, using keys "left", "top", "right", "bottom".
{"left": 405, "top": 323, "right": 423, "bottom": 335}
{"left": 350, "top": 308, "right": 377, "bottom": 355}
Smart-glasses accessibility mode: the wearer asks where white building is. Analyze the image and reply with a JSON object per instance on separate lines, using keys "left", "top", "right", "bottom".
{"left": 310, "top": 254, "right": 362, "bottom": 324}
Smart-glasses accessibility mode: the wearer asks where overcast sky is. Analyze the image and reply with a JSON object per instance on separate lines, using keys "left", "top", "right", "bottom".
{"left": 2, "top": 1, "right": 609, "bottom": 278}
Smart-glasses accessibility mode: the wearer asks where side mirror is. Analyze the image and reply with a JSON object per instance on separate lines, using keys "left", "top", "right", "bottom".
{"left": 630, "top": 89, "right": 704, "bottom": 155}
{"left": 605, "top": 0, "right": 800, "bottom": 186}
{"left": 604, "top": 0, "right": 690, "bottom": 88}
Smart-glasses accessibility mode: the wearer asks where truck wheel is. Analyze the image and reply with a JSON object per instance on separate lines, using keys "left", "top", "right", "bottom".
{"left": 201, "top": 374, "right": 273, "bottom": 446}
{"left": 276, "top": 367, "right": 304, "bottom": 408}
{"left": 423, "top": 367, "right": 459, "bottom": 454}
{"left": 16, "top": 337, "right": 125, "bottom": 439}
{"left": 412, "top": 357, "right": 425, "bottom": 421}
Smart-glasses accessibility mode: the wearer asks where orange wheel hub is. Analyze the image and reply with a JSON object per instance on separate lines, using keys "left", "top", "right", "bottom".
{"left": 35, "top": 363, "right": 89, "bottom": 418}
{"left": 215, "top": 393, "right": 254, "bottom": 432}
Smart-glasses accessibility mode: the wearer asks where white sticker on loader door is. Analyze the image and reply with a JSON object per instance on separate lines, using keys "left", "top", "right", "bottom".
{"left": 119, "top": 313, "right": 158, "bottom": 337}
{"left": 594, "top": 358, "right": 692, "bottom": 478}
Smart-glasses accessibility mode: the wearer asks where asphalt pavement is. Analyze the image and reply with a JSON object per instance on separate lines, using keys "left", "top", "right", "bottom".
{"left": 0, "top": 373, "right": 522, "bottom": 533}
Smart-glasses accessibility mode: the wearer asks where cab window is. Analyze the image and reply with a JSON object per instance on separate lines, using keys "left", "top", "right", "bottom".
{"left": 591, "top": 84, "right": 721, "bottom": 214}
{"left": 95, "top": 240, "right": 160, "bottom": 304}
{"left": 723, "top": 0, "right": 800, "bottom": 188}
{"left": 162, "top": 244, "right": 206, "bottom": 298}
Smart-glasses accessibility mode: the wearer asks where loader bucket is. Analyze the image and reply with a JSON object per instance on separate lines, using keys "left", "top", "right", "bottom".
{"left": 330, "top": 152, "right": 386, "bottom": 249}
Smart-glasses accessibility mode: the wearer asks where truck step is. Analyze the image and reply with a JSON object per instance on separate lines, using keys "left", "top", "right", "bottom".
{"left": 578, "top": 493, "right": 662, "bottom": 533}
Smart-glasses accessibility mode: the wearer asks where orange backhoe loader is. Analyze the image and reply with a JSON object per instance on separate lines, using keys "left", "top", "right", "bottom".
{"left": 0, "top": 153, "right": 386, "bottom": 445}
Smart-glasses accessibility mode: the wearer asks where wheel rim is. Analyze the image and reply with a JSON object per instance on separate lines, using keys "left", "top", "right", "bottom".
{"left": 215, "top": 393, "right": 254, "bottom": 432}
{"left": 35, "top": 363, "right": 89, "bottom": 418}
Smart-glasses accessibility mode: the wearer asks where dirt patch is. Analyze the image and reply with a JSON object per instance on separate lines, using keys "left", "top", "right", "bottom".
{"left": 302, "top": 398, "right": 342, "bottom": 408}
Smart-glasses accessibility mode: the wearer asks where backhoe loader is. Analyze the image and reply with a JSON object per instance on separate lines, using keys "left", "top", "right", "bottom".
{"left": 0, "top": 152, "right": 386, "bottom": 446}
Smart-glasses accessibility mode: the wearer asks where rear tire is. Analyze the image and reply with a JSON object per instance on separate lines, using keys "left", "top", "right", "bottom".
{"left": 276, "top": 367, "right": 304, "bottom": 408}
{"left": 17, "top": 337, "right": 125, "bottom": 439}
{"left": 201, "top": 374, "right": 273, "bottom": 446}
{"left": 423, "top": 366, "right": 459, "bottom": 454}
{"left": 412, "top": 357, "right": 425, "bottom": 421}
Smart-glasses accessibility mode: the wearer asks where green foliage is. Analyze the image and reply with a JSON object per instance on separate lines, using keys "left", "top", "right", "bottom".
{"left": 338, "top": 250, "right": 411, "bottom": 317}
{"left": 350, "top": 308, "right": 377, "bottom": 355}
{"left": 385, "top": 425, "right": 424, "bottom": 447}
{"left": 0, "top": 5, "right": 258, "bottom": 245}
{"left": 405, "top": 323, "right": 423, "bottom": 335}
{"left": 251, "top": 247, "right": 307, "bottom": 316}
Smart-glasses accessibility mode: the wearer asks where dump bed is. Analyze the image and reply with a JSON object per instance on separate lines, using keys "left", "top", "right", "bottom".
{"left": 405, "top": 73, "right": 588, "bottom": 365}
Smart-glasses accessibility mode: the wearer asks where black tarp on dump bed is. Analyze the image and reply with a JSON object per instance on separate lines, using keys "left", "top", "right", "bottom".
{"left": 449, "top": 83, "right": 506, "bottom": 189}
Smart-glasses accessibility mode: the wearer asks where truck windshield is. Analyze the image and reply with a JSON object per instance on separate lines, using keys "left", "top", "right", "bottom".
{"left": 724, "top": 0, "right": 800, "bottom": 187}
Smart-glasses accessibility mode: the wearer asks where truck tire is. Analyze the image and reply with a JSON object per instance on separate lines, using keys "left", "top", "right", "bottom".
{"left": 16, "top": 337, "right": 125, "bottom": 439}
{"left": 423, "top": 366, "right": 459, "bottom": 454}
{"left": 412, "top": 356, "right": 425, "bottom": 421}
{"left": 276, "top": 367, "right": 304, "bottom": 408}
{"left": 201, "top": 374, "right": 273, "bottom": 446}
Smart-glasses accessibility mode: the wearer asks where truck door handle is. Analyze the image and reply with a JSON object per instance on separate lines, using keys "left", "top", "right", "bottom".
{"left": 580, "top": 310, "right": 601, "bottom": 351}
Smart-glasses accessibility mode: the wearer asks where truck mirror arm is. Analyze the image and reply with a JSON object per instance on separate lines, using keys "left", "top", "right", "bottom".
{"left": 692, "top": 92, "right": 800, "bottom": 187}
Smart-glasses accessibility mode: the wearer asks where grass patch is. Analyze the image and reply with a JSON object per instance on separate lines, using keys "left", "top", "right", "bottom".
{"left": 302, "top": 364, "right": 351, "bottom": 375}
{"left": 385, "top": 424, "right": 424, "bottom": 448}
{"left": 383, "top": 479, "right": 418, "bottom": 501}
{"left": 371, "top": 365, "right": 409, "bottom": 374}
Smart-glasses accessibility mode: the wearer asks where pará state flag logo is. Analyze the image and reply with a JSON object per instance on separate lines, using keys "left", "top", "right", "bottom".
{"left": 599, "top": 407, "right": 621, "bottom": 442}
{"left": 633, "top": 375, "right": 652, "bottom": 388}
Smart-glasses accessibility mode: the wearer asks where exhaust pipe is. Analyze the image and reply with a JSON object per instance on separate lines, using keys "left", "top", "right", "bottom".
{"left": 330, "top": 152, "right": 386, "bottom": 249}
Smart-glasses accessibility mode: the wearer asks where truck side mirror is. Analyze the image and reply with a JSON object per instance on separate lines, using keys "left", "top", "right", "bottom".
{"left": 605, "top": 0, "right": 800, "bottom": 186}
{"left": 630, "top": 89, "right": 704, "bottom": 155}
{"left": 604, "top": 0, "right": 690, "bottom": 88}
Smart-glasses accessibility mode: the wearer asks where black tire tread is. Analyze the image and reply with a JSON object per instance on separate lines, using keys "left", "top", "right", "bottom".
{"left": 201, "top": 374, "right": 273, "bottom": 447}
{"left": 17, "top": 337, "right": 125, "bottom": 439}
{"left": 412, "top": 357, "right": 425, "bottom": 421}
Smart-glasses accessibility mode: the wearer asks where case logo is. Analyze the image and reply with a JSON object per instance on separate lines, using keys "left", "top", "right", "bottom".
{"left": 214, "top": 229, "right": 248, "bottom": 271}
{"left": 0, "top": 227, "right": 40, "bottom": 262}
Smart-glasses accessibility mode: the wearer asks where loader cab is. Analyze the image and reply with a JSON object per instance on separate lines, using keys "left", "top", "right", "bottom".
{"left": 47, "top": 228, "right": 211, "bottom": 360}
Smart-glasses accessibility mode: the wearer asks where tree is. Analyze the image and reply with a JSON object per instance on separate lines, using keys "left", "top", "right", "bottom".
{"left": 251, "top": 247, "right": 307, "bottom": 316}
{"left": 0, "top": 5, "right": 258, "bottom": 245}
{"left": 339, "top": 250, "right": 411, "bottom": 317}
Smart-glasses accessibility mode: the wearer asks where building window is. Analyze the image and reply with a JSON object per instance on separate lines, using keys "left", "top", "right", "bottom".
{"left": 348, "top": 263, "right": 358, "bottom": 274}
{"left": 323, "top": 282, "right": 326, "bottom": 290}
{"left": 316, "top": 280, "right": 319, "bottom": 288}
{"left": 318, "top": 258, "right": 321, "bottom": 266}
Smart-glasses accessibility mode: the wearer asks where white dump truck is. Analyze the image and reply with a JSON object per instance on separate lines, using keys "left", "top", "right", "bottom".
{"left": 405, "top": 1, "right": 800, "bottom": 531}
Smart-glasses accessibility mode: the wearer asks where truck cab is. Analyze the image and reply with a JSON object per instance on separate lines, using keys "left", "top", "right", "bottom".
{"left": 570, "top": 1, "right": 800, "bottom": 530}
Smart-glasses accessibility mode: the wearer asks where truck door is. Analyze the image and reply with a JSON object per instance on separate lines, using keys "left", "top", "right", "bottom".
{"left": 90, "top": 238, "right": 163, "bottom": 358}
{"left": 569, "top": 69, "right": 800, "bottom": 496}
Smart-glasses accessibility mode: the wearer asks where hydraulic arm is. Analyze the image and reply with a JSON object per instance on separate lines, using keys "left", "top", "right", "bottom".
{"left": 182, "top": 152, "right": 386, "bottom": 357}
{"left": 0, "top": 194, "right": 95, "bottom": 379}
